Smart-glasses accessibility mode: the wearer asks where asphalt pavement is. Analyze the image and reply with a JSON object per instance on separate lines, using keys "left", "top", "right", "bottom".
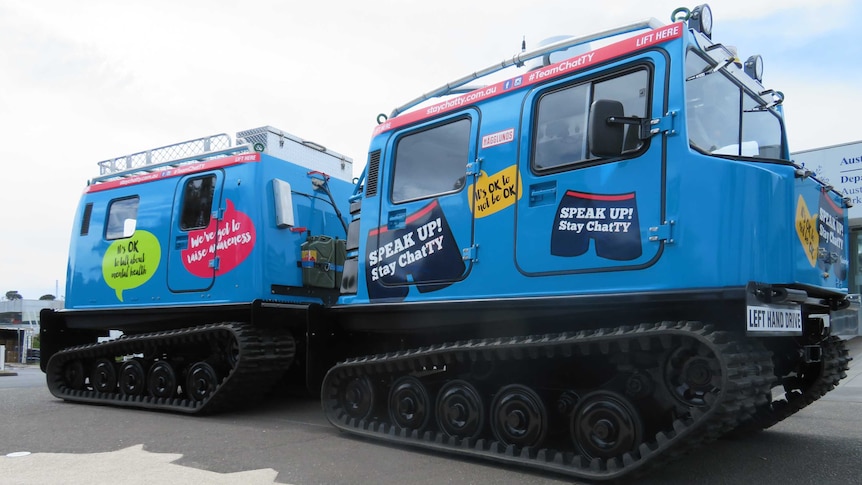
{"left": 1, "top": 338, "right": 861, "bottom": 484}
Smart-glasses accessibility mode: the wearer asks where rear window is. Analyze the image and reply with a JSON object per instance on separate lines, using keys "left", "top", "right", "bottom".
{"left": 105, "top": 197, "right": 139, "bottom": 240}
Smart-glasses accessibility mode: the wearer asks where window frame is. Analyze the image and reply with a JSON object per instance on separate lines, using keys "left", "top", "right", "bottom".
{"left": 105, "top": 196, "right": 140, "bottom": 240}
{"left": 389, "top": 116, "right": 473, "bottom": 205}
{"left": 179, "top": 174, "right": 217, "bottom": 231}
{"left": 531, "top": 64, "right": 654, "bottom": 174}
{"left": 684, "top": 49, "right": 785, "bottom": 160}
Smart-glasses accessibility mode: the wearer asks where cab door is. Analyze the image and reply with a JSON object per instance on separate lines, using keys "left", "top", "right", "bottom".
{"left": 167, "top": 171, "right": 225, "bottom": 292}
{"left": 365, "top": 111, "right": 478, "bottom": 300}
{"left": 515, "top": 59, "right": 667, "bottom": 275}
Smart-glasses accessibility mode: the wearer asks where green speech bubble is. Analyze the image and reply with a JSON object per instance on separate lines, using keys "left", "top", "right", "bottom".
{"left": 101, "top": 230, "right": 161, "bottom": 302}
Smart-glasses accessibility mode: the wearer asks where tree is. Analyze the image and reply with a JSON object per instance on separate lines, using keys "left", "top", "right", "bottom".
{"left": 39, "top": 294, "right": 56, "bottom": 301}
{"left": 5, "top": 290, "right": 22, "bottom": 300}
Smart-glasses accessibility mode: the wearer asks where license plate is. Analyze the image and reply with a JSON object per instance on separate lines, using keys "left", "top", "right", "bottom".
{"left": 747, "top": 304, "right": 803, "bottom": 334}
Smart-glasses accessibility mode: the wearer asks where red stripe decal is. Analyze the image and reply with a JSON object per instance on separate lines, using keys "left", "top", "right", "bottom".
{"left": 822, "top": 190, "right": 842, "bottom": 213}
{"left": 373, "top": 23, "right": 683, "bottom": 136}
{"left": 86, "top": 153, "right": 261, "bottom": 193}
{"left": 564, "top": 190, "right": 636, "bottom": 202}
{"left": 368, "top": 199, "right": 440, "bottom": 236}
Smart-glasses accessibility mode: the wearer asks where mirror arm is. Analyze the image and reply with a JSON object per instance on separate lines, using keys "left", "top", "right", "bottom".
{"left": 606, "top": 116, "right": 653, "bottom": 140}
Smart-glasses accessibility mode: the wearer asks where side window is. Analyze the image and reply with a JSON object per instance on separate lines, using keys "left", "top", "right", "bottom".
{"left": 593, "top": 71, "right": 649, "bottom": 153}
{"left": 533, "top": 68, "right": 649, "bottom": 171}
{"left": 534, "top": 84, "right": 590, "bottom": 170}
{"left": 106, "top": 197, "right": 139, "bottom": 240}
{"left": 391, "top": 118, "right": 471, "bottom": 203}
{"left": 180, "top": 176, "right": 216, "bottom": 230}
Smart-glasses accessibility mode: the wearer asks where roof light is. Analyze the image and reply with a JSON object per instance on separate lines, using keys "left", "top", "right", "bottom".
{"left": 744, "top": 55, "right": 764, "bottom": 82}
{"left": 690, "top": 4, "right": 713, "bottom": 39}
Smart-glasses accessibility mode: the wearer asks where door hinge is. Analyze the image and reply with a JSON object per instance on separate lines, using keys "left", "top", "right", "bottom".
{"left": 466, "top": 157, "right": 483, "bottom": 176}
{"left": 462, "top": 244, "right": 479, "bottom": 262}
{"left": 649, "top": 220, "right": 675, "bottom": 244}
{"left": 208, "top": 257, "right": 220, "bottom": 270}
{"left": 650, "top": 111, "right": 678, "bottom": 136}
{"left": 213, "top": 207, "right": 225, "bottom": 220}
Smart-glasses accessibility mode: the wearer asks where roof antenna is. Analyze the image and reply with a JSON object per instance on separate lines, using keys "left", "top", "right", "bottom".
{"left": 516, "top": 36, "right": 526, "bottom": 67}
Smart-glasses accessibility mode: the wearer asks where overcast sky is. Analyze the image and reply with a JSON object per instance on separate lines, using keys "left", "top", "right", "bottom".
{"left": 1, "top": 0, "right": 859, "bottom": 300}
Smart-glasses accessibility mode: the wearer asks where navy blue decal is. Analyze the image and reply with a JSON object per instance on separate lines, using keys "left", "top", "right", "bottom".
{"left": 366, "top": 200, "right": 464, "bottom": 300}
{"left": 818, "top": 191, "right": 846, "bottom": 278}
{"left": 551, "top": 190, "right": 642, "bottom": 261}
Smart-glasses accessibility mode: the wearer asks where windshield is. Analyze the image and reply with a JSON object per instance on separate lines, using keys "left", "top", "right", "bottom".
{"left": 685, "top": 51, "right": 784, "bottom": 160}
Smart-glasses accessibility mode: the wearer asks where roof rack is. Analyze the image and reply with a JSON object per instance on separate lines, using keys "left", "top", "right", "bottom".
{"left": 91, "top": 132, "right": 250, "bottom": 184}
{"left": 90, "top": 126, "right": 355, "bottom": 185}
{"left": 389, "top": 18, "right": 665, "bottom": 118}
{"left": 95, "top": 133, "right": 234, "bottom": 177}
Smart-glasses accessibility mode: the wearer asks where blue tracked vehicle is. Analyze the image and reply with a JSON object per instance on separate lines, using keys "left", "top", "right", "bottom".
{"left": 42, "top": 127, "right": 357, "bottom": 411}
{"left": 41, "top": 5, "right": 861, "bottom": 480}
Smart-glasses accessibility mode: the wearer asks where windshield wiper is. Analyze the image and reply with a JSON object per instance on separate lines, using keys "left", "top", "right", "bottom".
{"left": 686, "top": 57, "right": 735, "bottom": 82}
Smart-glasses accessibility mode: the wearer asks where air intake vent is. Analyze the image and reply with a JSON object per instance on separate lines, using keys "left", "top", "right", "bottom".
{"left": 365, "top": 150, "right": 381, "bottom": 197}
{"left": 80, "top": 203, "right": 93, "bottom": 236}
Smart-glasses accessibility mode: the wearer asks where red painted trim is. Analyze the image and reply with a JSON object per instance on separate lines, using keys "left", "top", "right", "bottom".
{"left": 821, "top": 189, "right": 843, "bottom": 213}
{"left": 86, "top": 153, "right": 261, "bottom": 193}
{"left": 369, "top": 199, "right": 440, "bottom": 236}
{"left": 372, "top": 23, "right": 683, "bottom": 137}
{"left": 564, "top": 190, "right": 636, "bottom": 202}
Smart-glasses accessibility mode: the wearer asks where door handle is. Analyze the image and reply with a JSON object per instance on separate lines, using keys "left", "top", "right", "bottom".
{"left": 387, "top": 209, "right": 406, "bottom": 230}
{"left": 529, "top": 182, "right": 557, "bottom": 206}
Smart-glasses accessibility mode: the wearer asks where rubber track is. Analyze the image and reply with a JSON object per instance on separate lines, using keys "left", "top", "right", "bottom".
{"left": 46, "top": 322, "right": 295, "bottom": 414}
{"left": 731, "top": 335, "right": 850, "bottom": 434}
{"left": 322, "top": 321, "right": 775, "bottom": 481}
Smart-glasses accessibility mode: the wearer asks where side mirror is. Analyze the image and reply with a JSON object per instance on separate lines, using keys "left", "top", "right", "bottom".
{"left": 588, "top": 99, "right": 625, "bottom": 157}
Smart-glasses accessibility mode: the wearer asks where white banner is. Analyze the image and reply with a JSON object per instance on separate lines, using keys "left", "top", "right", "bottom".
{"left": 793, "top": 140, "right": 862, "bottom": 224}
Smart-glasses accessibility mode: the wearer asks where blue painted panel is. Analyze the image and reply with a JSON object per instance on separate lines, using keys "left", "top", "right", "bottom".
{"left": 65, "top": 152, "right": 353, "bottom": 313}
{"left": 342, "top": 29, "right": 850, "bottom": 308}
{"left": 166, "top": 170, "right": 225, "bottom": 292}
{"left": 363, "top": 111, "right": 478, "bottom": 301}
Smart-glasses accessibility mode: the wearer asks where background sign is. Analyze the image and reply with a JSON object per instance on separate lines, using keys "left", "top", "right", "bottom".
{"left": 793, "top": 140, "right": 862, "bottom": 225}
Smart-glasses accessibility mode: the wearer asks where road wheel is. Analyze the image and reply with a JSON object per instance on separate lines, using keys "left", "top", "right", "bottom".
{"left": 342, "top": 375, "right": 375, "bottom": 421}
{"left": 491, "top": 384, "right": 548, "bottom": 448}
{"left": 63, "top": 360, "right": 86, "bottom": 390}
{"left": 147, "top": 361, "right": 177, "bottom": 399}
{"left": 571, "top": 390, "right": 643, "bottom": 459}
{"left": 435, "top": 380, "right": 484, "bottom": 440}
{"left": 119, "top": 360, "right": 146, "bottom": 396}
{"left": 91, "top": 358, "right": 117, "bottom": 393}
{"left": 388, "top": 376, "right": 431, "bottom": 432}
{"left": 186, "top": 362, "right": 219, "bottom": 402}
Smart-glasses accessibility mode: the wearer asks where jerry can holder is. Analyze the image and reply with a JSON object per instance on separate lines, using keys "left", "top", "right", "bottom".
{"left": 299, "top": 235, "right": 346, "bottom": 289}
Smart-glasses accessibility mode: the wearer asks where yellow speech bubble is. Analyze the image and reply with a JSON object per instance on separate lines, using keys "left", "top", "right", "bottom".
{"left": 795, "top": 195, "right": 818, "bottom": 268}
{"left": 101, "top": 230, "right": 161, "bottom": 302}
{"left": 468, "top": 165, "right": 522, "bottom": 218}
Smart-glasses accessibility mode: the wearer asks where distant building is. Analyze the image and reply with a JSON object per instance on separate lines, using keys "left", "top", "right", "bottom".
{"left": 0, "top": 299, "right": 64, "bottom": 364}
